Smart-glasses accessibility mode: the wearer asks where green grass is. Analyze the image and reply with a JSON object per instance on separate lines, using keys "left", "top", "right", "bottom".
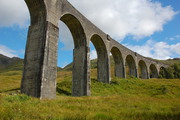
{"left": 0, "top": 70, "right": 180, "bottom": 120}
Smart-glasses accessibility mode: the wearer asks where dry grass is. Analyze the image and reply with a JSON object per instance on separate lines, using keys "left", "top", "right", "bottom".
{"left": 0, "top": 70, "right": 180, "bottom": 120}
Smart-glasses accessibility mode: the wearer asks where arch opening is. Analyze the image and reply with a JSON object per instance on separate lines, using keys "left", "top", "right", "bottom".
{"left": 90, "top": 42, "right": 98, "bottom": 80}
{"left": 60, "top": 14, "right": 86, "bottom": 49}
{"left": 138, "top": 60, "right": 148, "bottom": 79}
{"left": 57, "top": 21, "right": 73, "bottom": 96}
{"left": 149, "top": 64, "right": 158, "bottom": 78}
{"left": 90, "top": 34, "right": 109, "bottom": 83}
{"left": 59, "top": 14, "right": 89, "bottom": 96}
{"left": 125, "top": 55, "right": 137, "bottom": 78}
{"left": 111, "top": 47, "right": 125, "bottom": 78}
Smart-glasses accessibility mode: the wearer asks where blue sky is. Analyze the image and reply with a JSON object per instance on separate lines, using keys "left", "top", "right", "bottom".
{"left": 0, "top": 0, "right": 180, "bottom": 67}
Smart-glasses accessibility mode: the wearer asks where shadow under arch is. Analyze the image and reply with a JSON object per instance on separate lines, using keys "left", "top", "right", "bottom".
{"left": 110, "top": 47, "right": 125, "bottom": 78}
{"left": 138, "top": 60, "right": 148, "bottom": 79}
{"left": 149, "top": 64, "right": 158, "bottom": 78}
{"left": 60, "top": 14, "right": 90, "bottom": 96}
{"left": 90, "top": 34, "right": 110, "bottom": 83}
{"left": 125, "top": 55, "right": 137, "bottom": 78}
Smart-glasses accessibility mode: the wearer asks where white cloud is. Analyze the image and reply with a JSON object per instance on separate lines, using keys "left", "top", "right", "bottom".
{"left": 0, "top": 0, "right": 177, "bottom": 44}
{"left": 0, "top": 45, "right": 18, "bottom": 58}
{"left": 68, "top": 0, "right": 177, "bottom": 40}
{"left": 59, "top": 21, "right": 74, "bottom": 50}
{"left": 166, "top": 35, "right": 180, "bottom": 41}
{"left": 125, "top": 40, "right": 180, "bottom": 60}
{"left": 0, "top": 0, "right": 29, "bottom": 27}
{"left": 90, "top": 50, "right": 97, "bottom": 60}
{"left": 0, "top": 0, "right": 177, "bottom": 39}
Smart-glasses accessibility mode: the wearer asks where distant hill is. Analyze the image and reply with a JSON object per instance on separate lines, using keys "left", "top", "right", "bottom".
{"left": 63, "top": 56, "right": 117, "bottom": 71}
{"left": 0, "top": 54, "right": 62, "bottom": 73}
{"left": 0, "top": 54, "right": 24, "bottom": 72}
{"left": 63, "top": 58, "right": 99, "bottom": 71}
{"left": 159, "top": 58, "right": 180, "bottom": 65}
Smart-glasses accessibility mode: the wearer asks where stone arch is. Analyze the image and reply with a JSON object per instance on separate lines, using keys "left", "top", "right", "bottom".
{"left": 125, "top": 55, "right": 137, "bottom": 77}
{"left": 149, "top": 64, "right": 158, "bottom": 78}
{"left": 60, "top": 14, "right": 90, "bottom": 96}
{"left": 60, "top": 14, "right": 87, "bottom": 49}
{"left": 110, "top": 47, "right": 125, "bottom": 78}
{"left": 90, "top": 34, "right": 110, "bottom": 83}
{"left": 21, "top": 1, "right": 90, "bottom": 98}
{"left": 25, "top": 0, "right": 46, "bottom": 25}
{"left": 138, "top": 60, "right": 148, "bottom": 79}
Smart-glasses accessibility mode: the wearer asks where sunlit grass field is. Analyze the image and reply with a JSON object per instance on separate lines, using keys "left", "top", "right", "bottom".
{"left": 0, "top": 70, "right": 180, "bottom": 120}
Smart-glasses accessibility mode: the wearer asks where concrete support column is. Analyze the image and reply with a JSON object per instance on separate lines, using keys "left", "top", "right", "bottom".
{"left": 147, "top": 71, "right": 150, "bottom": 79}
{"left": 72, "top": 46, "right": 91, "bottom": 96}
{"left": 97, "top": 53, "right": 110, "bottom": 83}
{"left": 115, "top": 63, "right": 121, "bottom": 77}
{"left": 123, "top": 65, "right": 127, "bottom": 79}
{"left": 129, "top": 65, "right": 137, "bottom": 77}
{"left": 141, "top": 67, "right": 148, "bottom": 79}
{"left": 21, "top": 21, "right": 59, "bottom": 99}
{"left": 135, "top": 68, "right": 138, "bottom": 78}
{"left": 137, "top": 68, "right": 140, "bottom": 78}
{"left": 115, "top": 63, "right": 125, "bottom": 78}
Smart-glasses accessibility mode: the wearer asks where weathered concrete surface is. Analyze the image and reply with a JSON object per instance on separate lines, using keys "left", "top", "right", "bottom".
{"left": 21, "top": 0, "right": 169, "bottom": 99}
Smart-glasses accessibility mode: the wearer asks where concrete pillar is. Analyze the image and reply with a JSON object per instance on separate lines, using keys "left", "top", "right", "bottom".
{"left": 139, "top": 65, "right": 148, "bottom": 79}
{"left": 141, "top": 69, "right": 147, "bottom": 79}
{"left": 147, "top": 71, "right": 150, "bottom": 79}
{"left": 129, "top": 64, "right": 137, "bottom": 77}
{"left": 72, "top": 46, "right": 91, "bottom": 96}
{"left": 135, "top": 68, "right": 138, "bottom": 78}
{"left": 115, "top": 62, "right": 125, "bottom": 78}
{"left": 21, "top": 21, "right": 59, "bottom": 99}
{"left": 123, "top": 65, "right": 126, "bottom": 79}
{"left": 97, "top": 53, "right": 110, "bottom": 83}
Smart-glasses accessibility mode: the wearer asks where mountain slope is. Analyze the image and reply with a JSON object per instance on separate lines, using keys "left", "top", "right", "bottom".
{"left": 0, "top": 54, "right": 62, "bottom": 73}
{"left": 0, "top": 54, "right": 24, "bottom": 72}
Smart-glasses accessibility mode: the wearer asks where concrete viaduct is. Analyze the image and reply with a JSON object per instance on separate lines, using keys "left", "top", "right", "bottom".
{"left": 21, "top": 0, "right": 168, "bottom": 99}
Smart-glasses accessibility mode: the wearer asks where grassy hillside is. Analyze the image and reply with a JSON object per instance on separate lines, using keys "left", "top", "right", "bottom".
{"left": 0, "top": 54, "right": 24, "bottom": 73}
{"left": 146, "top": 57, "right": 180, "bottom": 65}
{"left": 0, "top": 54, "right": 62, "bottom": 73}
{"left": 159, "top": 58, "right": 180, "bottom": 65}
{"left": 0, "top": 54, "right": 179, "bottom": 119}
{"left": 0, "top": 70, "right": 180, "bottom": 120}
